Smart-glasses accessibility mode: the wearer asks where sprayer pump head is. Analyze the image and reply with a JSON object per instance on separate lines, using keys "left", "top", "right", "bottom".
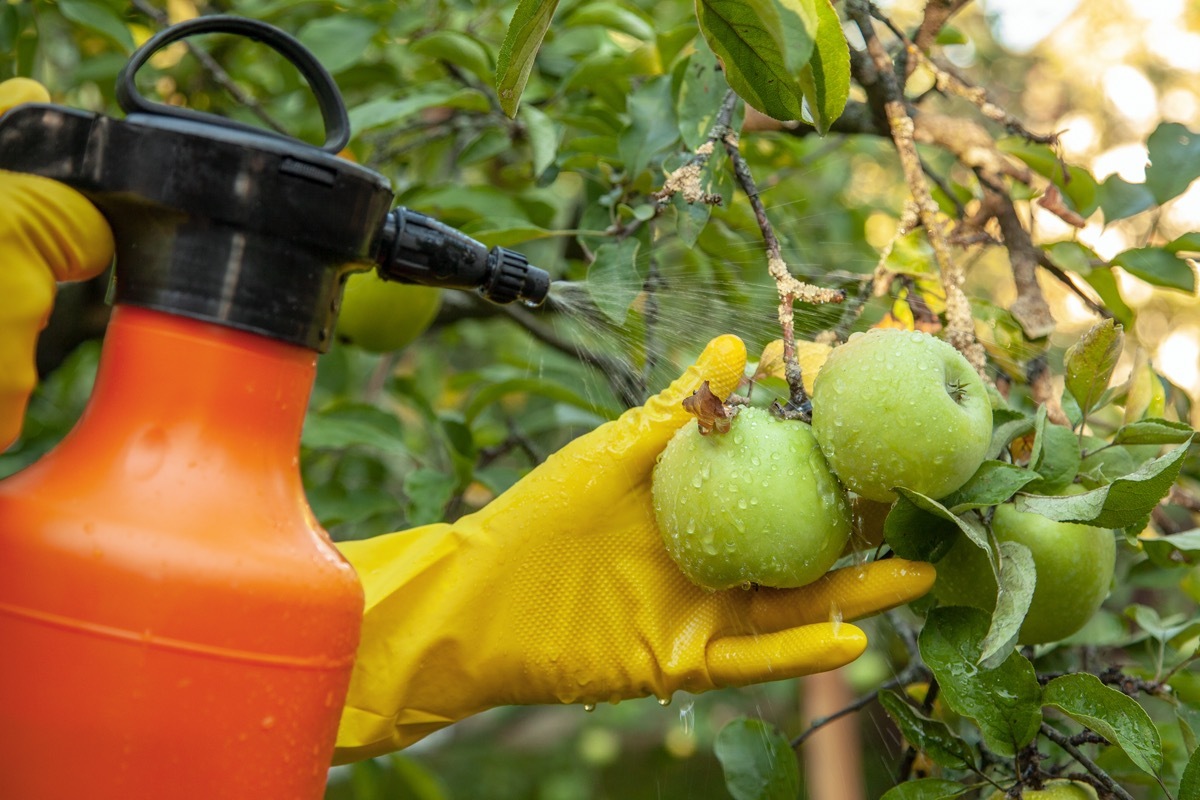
{"left": 0, "top": 14, "right": 552, "bottom": 349}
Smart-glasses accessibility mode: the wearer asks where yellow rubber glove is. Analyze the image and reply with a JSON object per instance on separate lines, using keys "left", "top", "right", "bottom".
{"left": 0, "top": 78, "right": 115, "bottom": 449}
{"left": 334, "top": 334, "right": 935, "bottom": 762}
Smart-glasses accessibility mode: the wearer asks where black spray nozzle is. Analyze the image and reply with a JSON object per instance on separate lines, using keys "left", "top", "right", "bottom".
{"left": 376, "top": 207, "right": 550, "bottom": 307}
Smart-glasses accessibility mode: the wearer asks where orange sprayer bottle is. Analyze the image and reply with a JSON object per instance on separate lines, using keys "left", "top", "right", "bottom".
{"left": 0, "top": 16, "right": 549, "bottom": 799}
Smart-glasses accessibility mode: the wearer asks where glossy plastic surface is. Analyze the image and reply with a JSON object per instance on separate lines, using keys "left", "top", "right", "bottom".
{"left": 0, "top": 306, "right": 363, "bottom": 798}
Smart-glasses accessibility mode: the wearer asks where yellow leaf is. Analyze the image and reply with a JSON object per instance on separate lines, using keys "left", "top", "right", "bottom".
{"left": 752, "top": 339, "right": 831, "bottom": 394}
{"left": 1124, "top": 349, "right": 1166, "bottom": 423}
{"left": 167, "top": 0, "right": 199, "bottom": 24}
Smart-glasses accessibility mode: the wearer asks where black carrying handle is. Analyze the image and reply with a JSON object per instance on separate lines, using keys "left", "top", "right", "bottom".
{"left": 116, "top": 14, "right": 351, "bottom": 154}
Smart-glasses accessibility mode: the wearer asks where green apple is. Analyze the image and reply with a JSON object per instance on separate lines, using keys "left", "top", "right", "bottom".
{"left": 932, "top": 492, "right": 1116, "bottom": 645}
{"left": 811, "top": 329, "right": 992, "bottom": 502}
{"left": 336, "top": 272, "right": 442, "bottom": 353}
{"left": 652, "top": 406, "right": 851, "bottom": 590}
{"left": 988, "top": 780, "right": 1098, "bottom": 800}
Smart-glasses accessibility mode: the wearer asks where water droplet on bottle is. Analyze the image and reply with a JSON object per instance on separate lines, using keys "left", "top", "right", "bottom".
{"left": 583, "top": 703, "right": 596, "bottom": 713}
{"left": 658, "top": 696, "right": 672, "bottom": 707}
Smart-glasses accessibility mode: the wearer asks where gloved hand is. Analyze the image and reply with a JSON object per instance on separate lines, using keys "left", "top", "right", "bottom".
{"left": 334, "top": 334, "right": 935, "bottom": 762}
{"left": 0, "top": 78, "right": 115, "bottom": 449}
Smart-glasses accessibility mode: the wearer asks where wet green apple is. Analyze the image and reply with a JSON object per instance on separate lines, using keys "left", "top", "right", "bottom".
{"left": 336, "top": 272, "right": 442, "bottom": 353}
{"left": 811, "top": 329, "right": 992, "bottom": 502}
{"left": 652, "top": 406, "right": 851, "bottom": 590}
{"left": 932, "top": 491, "right": 1116, "bottom": 645}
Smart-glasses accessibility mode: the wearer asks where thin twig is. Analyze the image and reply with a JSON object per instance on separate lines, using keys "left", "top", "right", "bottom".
{"left": 792, "top": 663, "right": 927, "bottom": 748}
{"left": 1040, "top": 722, "right": 1136, "bottom": 800}
{"left": 717, "top": 90, "right": 845, "bottom": 416}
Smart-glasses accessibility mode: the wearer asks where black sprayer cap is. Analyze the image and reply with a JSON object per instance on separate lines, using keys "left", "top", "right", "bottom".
{"left": 0, "top": 15, "right": 550, "bottom": 351}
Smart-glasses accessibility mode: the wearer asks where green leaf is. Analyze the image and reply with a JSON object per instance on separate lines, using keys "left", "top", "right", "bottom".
{"left": 943, "top": 461, "right": 1041, "bottom": 512}
{"left": 988, "top": 410, "right": 1035, "bottom": 461}
{"left": 676, "top": 39, "right": 732, "bottom": 150}
{"left": 1014, "top": 439, "right": 1193, "bottom": 528}
{"left": 587, "top": 238, "right": 643, "bottom": 325}
{"left": 58, "top": 0, "right": 134, "bottom": 51}
{"left": 1113, "top": 418, "right": 1196, "bottom": 446}
{"left": 696, "top": 0, "right": 818, "bottom": 122}
{"left": 1142, "top": 529, "right": 1200, "bottom": 570}
{"left": 302, "top": 404, "right": 409, "bottom": 457}
{"left": 1097, "top": 174, "right": 1156, "bottom": 223}
{"left": 386, "top": 753, "right": 450, "bottom": 800}
{"left": 1044, "top": 240, "right": 1098, "bottom": 276}
{"left": 879, "top": 778, "right": 972, "bottom": 800}
{"left": 1000, "top": 140, "right": 1099, "bottom": 216}
{"left": 1003, "top": 140, "right": 1099, "bottom": 215}
{"left": 714, "top": 718, "right": 800, "bottom": 800}
{"left": 520, "top": 103, "right": 561, "bottom": 177}
{"left": 496, "top": 0, "right": 562, "bottom": 116}
{"left": 618, "top": 77, "right": 680, "bottom": 176}
{"left": 1112, "top": 246, "right": 1197, "bottom": 293}
{"left": 1167, "top": 232, "right": 1200, "bottom": 253}
{"left": 674, "top": 194, "right": 713, "bottom": 248}
{"left": 308, "top": 484, "right": 398, "bottom": 529}
{"left": 1081, "top": 267, "right": 1135, "bottom": 328}
{"left": 1125, "top": 604, "right": 1200, "bottom": 648}
{"left": 404, "top": 468, "right": 457, "bottom": 526}
{"left": 919, "top": 607, "right": 1042, "bottom": 757}
{"left": 349, "top": 89, "right": 490, "bottom": 133}
{"left": 979, "top": 540, "right": 1036, "bottom": 668}
{"left": 564, "top": 2, "right": 654, "bottom": 40}
{"left": 884, "top": 493, "right": 960, "bottom": 562}
{"left": 1145, "top": 122, "right": 1200, "bottom": 205}
{"left": 796, "top": 0, "right": 850, "bottom": 135}
{"left": 1181, "top": 741, "right": 1200, "bottom": 800}
{"left": 1064, "top": 319, "right": 1124, "bottom": 417}
{"left": 1029, "top": 410, "right": 1082, "bottom": 490}
{"left": 411, "top": 31, "right": 494, "bottom": 84}
{"left": 896, "top": 488, "right": 990, "bottom": 552}
{"left": 298, "top": 16, "right": 378, "bottom": 74}
{"left": 878, "top": 690, "right": 976, "bottom": 770}
{"left": 1042, "top": 673, "right": 1163, "bottom": 776}
{"left": 462, "top": 218, "right": 592, "bottom": 248}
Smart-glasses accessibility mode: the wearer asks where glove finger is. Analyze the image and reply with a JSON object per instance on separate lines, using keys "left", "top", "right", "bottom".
{"left": 0, "top": 78, "right": 50, "bottom": 112}
{"left": 0, "top": 173, "right": 115, "bottom": 448}
{"left": 595, "top": 334, "right": 747, "bottom": 467}
{"left": 707, "top": 622, "right": 867, "bottom": 687}
{"left": 3, "top": 173, "right": 115, "bottom": 282}
{"left": 642, "top": 334, "right": 747, "bottom": 426}
{"left": 742, "top": 559, "right": 934, "bottom": 633}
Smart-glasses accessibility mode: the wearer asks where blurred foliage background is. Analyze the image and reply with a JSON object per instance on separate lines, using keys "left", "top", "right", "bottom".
{"left": 2, "top": 0, "right": 1199, "bottom": 797}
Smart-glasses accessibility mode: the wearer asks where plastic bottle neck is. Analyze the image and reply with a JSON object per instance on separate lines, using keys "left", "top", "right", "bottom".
{"left": 75, "top": 305, "right": 317, "bottom": 467}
